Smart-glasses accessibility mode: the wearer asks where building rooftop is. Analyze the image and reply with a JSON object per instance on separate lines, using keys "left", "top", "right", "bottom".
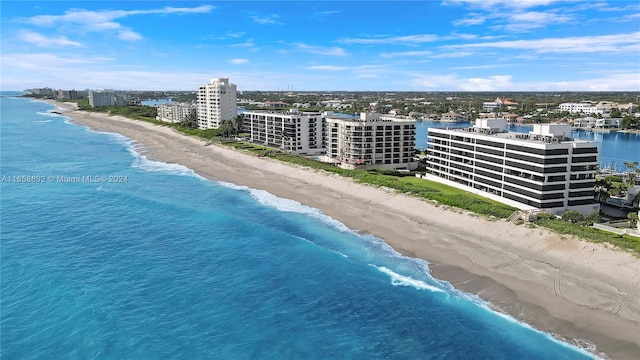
{"left": 435, "top": 120, "right": 595, "bottom": 145}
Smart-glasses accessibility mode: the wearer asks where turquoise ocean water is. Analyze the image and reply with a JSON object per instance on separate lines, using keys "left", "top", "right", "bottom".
{"left": 1, "top": 96, "right": 595, "bottom": 359}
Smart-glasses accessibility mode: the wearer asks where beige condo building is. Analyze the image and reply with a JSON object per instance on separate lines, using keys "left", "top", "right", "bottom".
{"left": 325, "top": 113, "right": 417, "bottom": 170}
{"left": 196, "top": 78, "right": 237, "bottom": 129}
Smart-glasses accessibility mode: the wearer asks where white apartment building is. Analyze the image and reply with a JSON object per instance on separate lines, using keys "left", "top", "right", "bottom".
{"left": 197, "top": 78, "right": 237, "bottom": 129}
{"left": 595, "top": 118, "right": 621, "bottom": 128}
{"left": 88, "top": 90, "right": 116, "bottom": 107}
{"left": 243, "top": 110, "right": 325, "bottom": 155}
{"left": 572, "top": 117, "right": 622, "bottom": 129}
{"left": 156, "top": 103, "right": 196, "bottom": 123}
{"left": 572, "top": 117, "right": 597, "bottom": 129}
{"left": 558, "top": 102, "right": 602, "bottom": 115}
{"left": 426, "top": 119, "right": 600, "bottom": 215}
{"left": 325, "top": 112, "right": 417, "bottom": 171}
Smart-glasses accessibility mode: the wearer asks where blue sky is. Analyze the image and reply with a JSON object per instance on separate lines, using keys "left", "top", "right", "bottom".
{"left": 2, "top": 1, "right": 639, "bottom": 91}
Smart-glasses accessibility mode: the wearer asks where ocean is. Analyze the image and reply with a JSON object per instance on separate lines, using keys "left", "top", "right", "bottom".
{"left": 1, "top": 95, "right": 595, "bottom": 359}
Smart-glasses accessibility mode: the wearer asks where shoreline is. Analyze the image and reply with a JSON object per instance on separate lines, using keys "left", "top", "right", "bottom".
{"left": 47, "top": 100, "right": 640, "bottom": 359}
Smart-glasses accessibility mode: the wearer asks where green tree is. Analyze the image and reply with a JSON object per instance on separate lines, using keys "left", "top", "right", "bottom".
{"left": 279, "top": 130, "right": 291, "bottom": 151}
{"left": 234, "top": 115, "right": 244, "bottom": 134}
{"left": 180, "top": 108, "right": 198, "bottom": 129}
{"left": 610, "top": 108, "right": 622, "bottom": 118}
{"left": 595, "top": 177, "right": 611, "bottom": 203}
{"left": 624, "top": 161, "right": 639, "bottom": 185}
{"left": 218, "top": 119, "right": 235, "bottom": 137}
{"left": 583, "top": 210, "right": 600, "bottom": 226}
{"left": 561, "top": 210, "right": 585, "bottom": 223}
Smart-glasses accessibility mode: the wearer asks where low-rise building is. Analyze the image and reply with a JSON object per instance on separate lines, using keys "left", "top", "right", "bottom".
{"left": 595, "top": 118, "right": 621, "bottom": 129}
{"left": 243, "top": 110, "right": 325, "bottom": 155}
{"left": 156, "top": 103, "right": 196, "bottom": 123}
{"left": 440, "top": 111, "right": 469, "bottom": 123}
{"left": 325, "top": 112, "right": 417, "bottom": 170}
{"left": 425, "top": 119, "right": 600, "bottom": 215}
{"left": 572, "top": 117, "right": 597, "bottom": 129}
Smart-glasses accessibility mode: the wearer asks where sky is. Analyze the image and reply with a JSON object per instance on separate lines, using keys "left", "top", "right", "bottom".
{"left": 1, "top": 0, "right": 639, "bottom": 92}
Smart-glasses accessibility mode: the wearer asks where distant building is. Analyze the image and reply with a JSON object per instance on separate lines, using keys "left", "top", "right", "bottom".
{"left": 425, "top": 119, "right": 600, "bottom": 215}
{"left": 595, "top": 118, "right": 621, "bottom": 129}
{"left": 482, "top": 99, "right": 502, "bottom": 111}
{"left": 501, "top": 113, "right": 519, "bottom": 123}
{"left": 197, "top": 78, "right": 237, "bottom": 129}
{"left": 156, "top": 103, "right": 196, "bottom": 123}
{"left": 243, "top": 110, "right": 325, "bottom": 155}
{"left": 572, "top": 117, "right": 597, "bottom": 129}
{"left": 557, "top": 101, "right": 631, "bottom": 115}
{"left": 88, "top": 90, "right": 116, "bottom": 107}
{"left": 440, "top": 111, "right": 469, "bottom": 123}
{"left": 483, "top": 97, "right": 518, "bottom": 112}
{"left": 264, "top": 101, "right": 289, "bottom": 109}
{"left": 54, "top": 89, "right": 80, "bottom": 100}
{"left": 325, "top": 112, "right": 417, "bottom": 171}
{"left": 31, "top": 87, "right": 55, "bottom": 97}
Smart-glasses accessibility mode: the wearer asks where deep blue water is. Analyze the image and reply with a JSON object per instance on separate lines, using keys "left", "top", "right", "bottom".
{"left": 415, "top": 121, "right": 640, "bottom": 171}
{"left": 1, "top": 96, "right": 595, "bottom": 359}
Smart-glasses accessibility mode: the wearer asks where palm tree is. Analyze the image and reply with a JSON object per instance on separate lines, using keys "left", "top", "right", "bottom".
{"left": 233, "top": 115, "right": 244, "bottom": 134}
{"left": 623, "top": 161, "right": 639, "bottom": 185}
{"left": 279, "top": 130, "right": 291, "bottom": 151}
{"left": 219, "top": 119, "right": 235, "bottom": 138}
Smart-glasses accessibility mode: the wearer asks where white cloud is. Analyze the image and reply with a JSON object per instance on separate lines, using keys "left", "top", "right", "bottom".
{"left": 453, "top": 14, "right": 486, "bottom": 26}
{"left": 338, "top": 34, "right": 439, "bottom": 45}
{"left": 443, "top": 0, "right": 565, "bottom": 10}
{"left": 18, "top": 30, "right": 83, "bottom": 47}
{"left": 306, "top": 65, "right": 349, "bottom": 71}
{"left": 118, "top": 29, "right": 143, "bottom": 41}
{"left": 431, "top": 51, "right": 475, "bottom": 58}
{"left": 251, "top": 14, "right": 282, "bottom": 25}
{"left": 380, "top": 50, "right": 433, "bottom": 59}
{"left": 537, "top": 72, "right": 640, "bottom": 91}
{"left": 449, "top": 64, "right": 516, "bottom": 70}
{"left": 411, "top": 74, "right": 514, "bottom": 91}
{"left": 2, "top": 53, "right": 112, "bottom": 68}
{"left": 282, "top": 42, "right": 348, "bottom": 57}
{"left": 309, "top": 10, "right": 340, "bottom": 19}
{"left": 228, "top": 58, "right": 249, "bottom": 64}
{"left": 407, "top": 71, "right": 640, "bottom": 91}
{"left": 230, "top": 39, "right": 256, "bottom": 48}
{"left": 443, "top": 32, "right": 640, "bottom": 53}
{"left": 491, "top": 11, "right": 572, "bottom": 32}
{"left": 22, "top": 5, "right": 214, "bottom": 41}
{"left": 619, "top": 12, "right": 640, "bottom": 22}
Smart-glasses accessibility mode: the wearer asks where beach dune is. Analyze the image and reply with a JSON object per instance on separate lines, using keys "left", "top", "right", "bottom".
{"left": 55, "top": 102, "right": 640, "bottom": 359}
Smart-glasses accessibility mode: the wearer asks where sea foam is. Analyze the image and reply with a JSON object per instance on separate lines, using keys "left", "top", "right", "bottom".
{"left": 375, "top": 266, "right": 447, "bottom": 294}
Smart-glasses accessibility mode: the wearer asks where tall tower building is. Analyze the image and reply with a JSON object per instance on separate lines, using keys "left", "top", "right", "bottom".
{"left": 196, "top": 78, "right": 237, "bottom": 129}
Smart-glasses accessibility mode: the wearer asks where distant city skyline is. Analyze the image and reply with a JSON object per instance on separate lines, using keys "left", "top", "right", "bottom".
{"left": 2, "top": 1, "right": 639, "bottom": 91}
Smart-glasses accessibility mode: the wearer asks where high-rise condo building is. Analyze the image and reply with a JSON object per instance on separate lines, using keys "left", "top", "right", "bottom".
{"left": 196, "top": 78, "right": 237, "bottom": 130}
{"left": 88, "top": 90, "right": 116, "bottom": 107}
{"left": 425, "top": 119, "right": 600, "bottom": 215}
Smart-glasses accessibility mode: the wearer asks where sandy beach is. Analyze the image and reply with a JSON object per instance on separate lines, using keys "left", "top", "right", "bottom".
{"left": 51, "top": 101, "right": 639, "bottom": 359}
